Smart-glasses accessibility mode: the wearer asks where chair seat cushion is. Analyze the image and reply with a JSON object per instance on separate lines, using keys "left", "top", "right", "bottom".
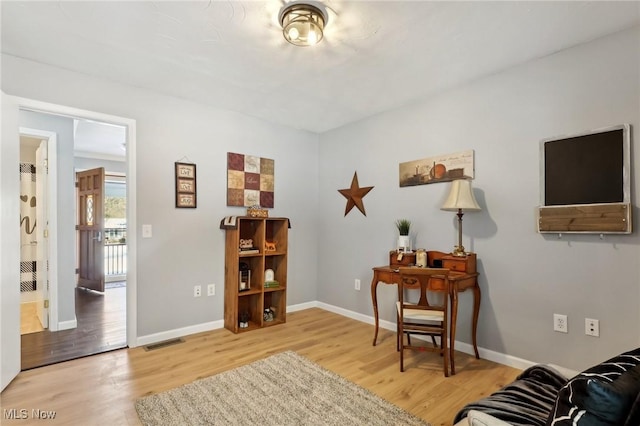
{"left": 396, "top": 301, "right": 444, "bottom": 322}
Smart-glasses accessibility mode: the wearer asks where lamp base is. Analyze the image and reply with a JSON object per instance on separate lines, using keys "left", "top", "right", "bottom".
{"left": 451, "top": 245, "right": 467, "bottom": 257}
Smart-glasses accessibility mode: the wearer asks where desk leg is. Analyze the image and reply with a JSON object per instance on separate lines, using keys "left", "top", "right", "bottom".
{"left": 371, "top": 275, "right": 380, "bottom": 346}
{"left": 472, "top": 282, "right": 481, "bottom": 359}
{"left": 450, "top": 290, "right": 459, "bottom": 375}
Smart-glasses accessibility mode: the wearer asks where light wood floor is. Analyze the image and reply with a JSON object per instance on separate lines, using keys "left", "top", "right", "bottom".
{"left": 20, "top": 302, "right": 44, "bottom": 335}
{"left": 1, "top": 308, "right": 521, "bottom": 426}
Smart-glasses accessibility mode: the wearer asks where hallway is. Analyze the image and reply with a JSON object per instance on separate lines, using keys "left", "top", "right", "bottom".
{"left": 20, "top": 283, "right": 126, "bottom": 370}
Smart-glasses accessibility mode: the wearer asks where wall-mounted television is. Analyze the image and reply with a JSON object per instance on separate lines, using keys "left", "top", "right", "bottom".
{"left": 537, "top": 124, "right": 632, "bottom": 234}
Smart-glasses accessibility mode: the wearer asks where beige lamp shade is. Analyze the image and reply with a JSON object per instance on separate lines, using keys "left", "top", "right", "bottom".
{"left": 441, "top": 179, "right": 480, "bottom": 256}
{"left": 441, "top": 179, "right": 481, "bottom": 212}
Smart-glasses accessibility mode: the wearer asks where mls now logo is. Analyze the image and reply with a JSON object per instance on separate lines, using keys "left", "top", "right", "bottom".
{"left": 32, "top": 409, "right": 57, "bottom": 419}
{"left": 3, "top": 408, "right": 57, "bottom": 420}
{"left": 4, "top": 409, "right": 28, "bottom": 419}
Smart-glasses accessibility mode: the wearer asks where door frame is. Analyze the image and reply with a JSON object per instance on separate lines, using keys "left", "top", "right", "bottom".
{"left": 16, "top": 97, "right": 138, "bottom": 349}
{"left": 20, "top": 127, "right": 58, "bottom": 330}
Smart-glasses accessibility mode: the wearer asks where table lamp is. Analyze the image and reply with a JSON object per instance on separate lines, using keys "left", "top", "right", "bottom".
{"left": 441, "top": 179, "right": 481, "bottom": 257}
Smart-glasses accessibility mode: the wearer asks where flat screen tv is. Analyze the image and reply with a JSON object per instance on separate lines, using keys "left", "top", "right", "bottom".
{"left": 537, "top": 124, "right": 632, "bottom": 234}
{"left": 540, "top": 124, "right": 630, "bottom": 207}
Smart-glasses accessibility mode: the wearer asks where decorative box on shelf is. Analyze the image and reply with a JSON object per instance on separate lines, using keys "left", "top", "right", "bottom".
{"left": 389, "top": 250, "right": 416, "bottom": 266}
{"left": 247, "top": 205, "right": 268, "bottom": 218}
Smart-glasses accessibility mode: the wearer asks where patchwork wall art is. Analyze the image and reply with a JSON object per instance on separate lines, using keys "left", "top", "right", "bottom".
{"left": 227, "top": 152, "right": 274, "bottom": 208}
{"left": 399, "top": 149, "right": 474, "bottom": 187}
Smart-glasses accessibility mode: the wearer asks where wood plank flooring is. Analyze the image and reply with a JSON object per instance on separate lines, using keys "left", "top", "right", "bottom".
{"left": 20, "top": 285, "right": 127, "bottom": 370}
{"left": 1, "top": 308, "right": 521, "bottom": 426}
{"left": 20, "top": 302, "right": 44, "bottom": 335}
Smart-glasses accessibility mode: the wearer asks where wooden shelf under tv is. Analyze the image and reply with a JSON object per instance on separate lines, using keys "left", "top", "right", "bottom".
{"left": 537, "top": 202, "right": 632, "bottom": 234}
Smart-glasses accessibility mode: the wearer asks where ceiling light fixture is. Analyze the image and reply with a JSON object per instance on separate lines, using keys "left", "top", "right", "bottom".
{"left": 279, "top": 2, "right": 327, "bottom": 47}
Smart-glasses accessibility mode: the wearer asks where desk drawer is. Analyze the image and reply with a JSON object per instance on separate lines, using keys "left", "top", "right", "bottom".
{"left": 442, "top": 259, "right": 466, "bottom": 272}
{"left": 389, "top": 251, "right": 416, "bottom": 266}
{"left": 428, "top": 277, "right": 447, "bottom": 292}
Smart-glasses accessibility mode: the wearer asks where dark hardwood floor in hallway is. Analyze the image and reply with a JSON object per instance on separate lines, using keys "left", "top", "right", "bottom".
{"left": 21, "top": 283, "right": 126, "bottom": 370}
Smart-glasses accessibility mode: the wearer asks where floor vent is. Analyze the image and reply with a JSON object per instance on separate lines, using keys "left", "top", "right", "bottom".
{"left": 143, "top": 338, "right": 185, "bottom": 351}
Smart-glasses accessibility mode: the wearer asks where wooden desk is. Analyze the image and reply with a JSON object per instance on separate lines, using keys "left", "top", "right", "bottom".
{"left": 370, "top": 252, "right": 480, "bottom": 375}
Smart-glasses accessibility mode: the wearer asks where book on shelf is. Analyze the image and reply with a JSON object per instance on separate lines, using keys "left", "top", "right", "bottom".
{"left": 264, "top": 280, "right": 280, "bottom": 288}
{"left": 239, "top": 248, "right": 259, "bottom": 254}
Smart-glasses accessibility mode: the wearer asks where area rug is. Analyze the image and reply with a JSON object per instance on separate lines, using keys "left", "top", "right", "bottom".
{"left": 135, "top": 351, "right": 430, "bottom": 426}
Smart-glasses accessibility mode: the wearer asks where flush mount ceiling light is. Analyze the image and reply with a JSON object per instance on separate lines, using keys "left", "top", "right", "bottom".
{"left": 279, "top": 2, "right": 328, "bottom": 47}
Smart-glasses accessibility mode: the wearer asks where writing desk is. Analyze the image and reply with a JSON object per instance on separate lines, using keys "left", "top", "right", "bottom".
{"left": 370, "top": 252, "right": 480, "bottom": 375}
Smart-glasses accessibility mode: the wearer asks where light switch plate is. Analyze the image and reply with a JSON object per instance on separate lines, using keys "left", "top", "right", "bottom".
{"left": 142, "top": 224, "right": 152, "bottom": 238}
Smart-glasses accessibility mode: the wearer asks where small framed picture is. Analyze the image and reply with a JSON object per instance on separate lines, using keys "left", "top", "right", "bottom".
{"left": 176, "top": 163, "right": 195, "bottom": 179}
{"left": 175, "top": 162, "right": 197, "bottom": 208}
{"left": 176, "top": 193, "right": 196, "bottom": 208}
{"left": 176, "top": 178, "right": 195, "bottom": 194}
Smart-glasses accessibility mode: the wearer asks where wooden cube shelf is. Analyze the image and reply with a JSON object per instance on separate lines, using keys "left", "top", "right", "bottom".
{"left": 223, "top": 217, "right": 289, "bottom": 333}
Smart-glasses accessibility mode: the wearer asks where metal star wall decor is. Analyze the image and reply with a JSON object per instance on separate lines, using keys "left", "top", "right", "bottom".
{"left": 338, "top": 172, "right": 374, "bottom": 216}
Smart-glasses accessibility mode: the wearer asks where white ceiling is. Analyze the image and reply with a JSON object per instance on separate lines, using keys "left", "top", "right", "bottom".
{"left": 3, "top": 0, "right": 639, "bottom": 142}
{"left": 73, "top": 119, "right": 127, "bottom": 160}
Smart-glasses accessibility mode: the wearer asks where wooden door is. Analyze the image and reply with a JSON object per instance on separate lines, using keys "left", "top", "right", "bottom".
{"left": 77, "top": 167, "right": 105, "bottom": 292}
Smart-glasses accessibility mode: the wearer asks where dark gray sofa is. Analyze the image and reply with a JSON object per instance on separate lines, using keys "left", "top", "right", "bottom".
{"left": 454, "top": 347, "right": 640, "bottom": 426}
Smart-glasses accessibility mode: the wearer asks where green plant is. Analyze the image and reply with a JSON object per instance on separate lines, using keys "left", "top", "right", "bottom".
{"left": 395, "top": 219, "right": 411, "bottom": 236}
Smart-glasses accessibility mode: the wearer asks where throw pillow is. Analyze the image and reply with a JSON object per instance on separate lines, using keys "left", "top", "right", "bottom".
{"left": 547, "top": 347, "right": 640, "bottom": 426}
{"left": 582, "top": 365, "right": 640, "bottom": 423}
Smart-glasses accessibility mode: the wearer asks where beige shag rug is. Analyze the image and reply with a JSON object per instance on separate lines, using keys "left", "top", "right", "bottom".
{"left": 135, "top": 350, "right": 430, "bottom": 425}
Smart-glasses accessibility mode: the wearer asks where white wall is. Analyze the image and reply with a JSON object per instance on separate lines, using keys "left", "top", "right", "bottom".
{"left": 1, "top": 54, "right": 320, "bottom": 338}
{"left": 318, "top": 26, "right": 640, "bottom": 371}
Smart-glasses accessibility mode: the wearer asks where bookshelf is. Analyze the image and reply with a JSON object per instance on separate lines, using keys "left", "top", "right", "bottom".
{"left": 223, "top": 217, "right": 288, "bottom": 333}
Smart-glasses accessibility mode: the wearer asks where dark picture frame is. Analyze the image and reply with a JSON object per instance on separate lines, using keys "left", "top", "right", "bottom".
{"left": 175, "top": 162, "right": 197, "bottom": 208}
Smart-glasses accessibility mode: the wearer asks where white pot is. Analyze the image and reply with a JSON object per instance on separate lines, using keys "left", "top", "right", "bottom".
{"left": 398, "top": 235, "right": 411, "bottom": 251}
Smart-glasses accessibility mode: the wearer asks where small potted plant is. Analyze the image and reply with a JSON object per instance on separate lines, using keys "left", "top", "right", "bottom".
{"left": 395, "top": 219, "right": 411, "bottom": 252}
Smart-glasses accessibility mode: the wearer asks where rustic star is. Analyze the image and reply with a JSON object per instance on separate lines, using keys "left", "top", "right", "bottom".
{"left": 338, "top": 172, "right": 374, "bottom": 216}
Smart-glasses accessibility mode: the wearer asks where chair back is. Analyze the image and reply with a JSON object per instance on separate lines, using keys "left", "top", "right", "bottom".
{"left": 396, "top": 267, "right": 452, "bottom": 375}
{"left": 397, "top": 267, "right": 450, "bottom": 313}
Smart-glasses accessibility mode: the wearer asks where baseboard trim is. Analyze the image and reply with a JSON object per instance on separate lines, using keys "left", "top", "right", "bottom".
{"left": 137, "top": 304, "right": 315, "bottom": 348}
{"left": 136, "top": 320, "right": 224, "bottom": 347}
{"left": 287, "top": 301, "right": 317, "bottom": 313}
{"left": 133, "top": 301, "right": 540, "bottom": 371}
{"left": 57, "top": 318, "right": 77, "bottom": 331}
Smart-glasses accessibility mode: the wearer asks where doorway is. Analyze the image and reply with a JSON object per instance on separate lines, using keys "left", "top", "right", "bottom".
{"left": 19, "top": 131, "right": 53, "bottom": 336}
{"left": 18, "top": 110, "right": 133, "bottom": 370}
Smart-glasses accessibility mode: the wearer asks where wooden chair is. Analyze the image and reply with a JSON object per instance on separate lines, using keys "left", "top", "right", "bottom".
{"left": 397, "top": 267, "right": 451, "bottom": 376}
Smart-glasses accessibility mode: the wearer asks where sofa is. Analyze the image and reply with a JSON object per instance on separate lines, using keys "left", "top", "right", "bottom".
{"left": 453, "top": 347, "right": 640, "bottom": 426}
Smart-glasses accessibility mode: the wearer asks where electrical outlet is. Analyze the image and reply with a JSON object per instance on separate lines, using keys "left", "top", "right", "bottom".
{"left": 354, "top": 279, "right": 361, "bottom": 291}
{"left": 207, "top": 284, "right": 215, "bottom": 296}
{"left": 194, "top": 285, "right": 201, "bottom": 297}
{"left": 585, "top": 318, "right": 600, "bottom": 337}
{"left": 553, "top": 313, "right": 568, "bottom": 333}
